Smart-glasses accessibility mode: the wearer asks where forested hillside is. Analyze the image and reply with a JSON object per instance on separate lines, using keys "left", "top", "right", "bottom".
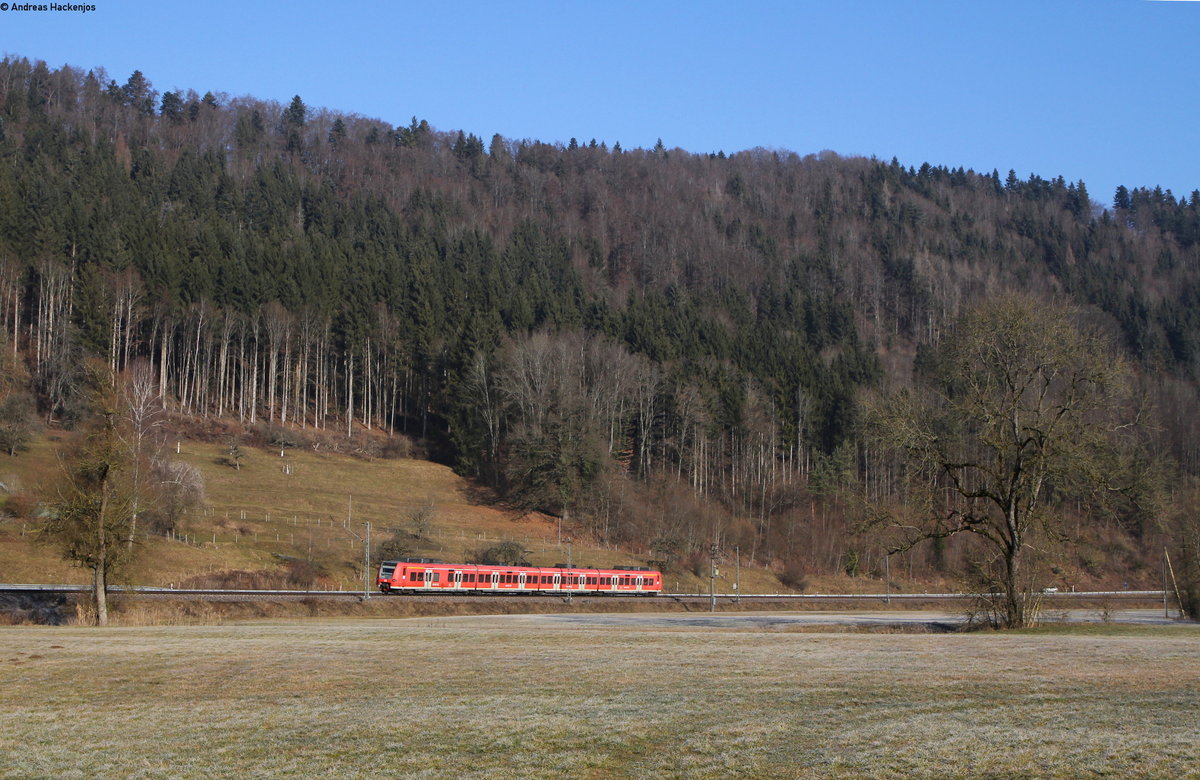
{"left": 3, "top": 57, "right": 1200, "bottom": 585}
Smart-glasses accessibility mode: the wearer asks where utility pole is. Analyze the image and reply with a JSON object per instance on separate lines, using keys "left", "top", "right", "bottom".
{"left": 566, "top": 537, "right": 573, "bottom": 605}
{"left": 709, "top": 542, "right": 720, "bottom": 612}
{"left": 734, "top": 545, "right": 741, "bottom": 604}
{"left": 363, "top": 520, "right": 371, "bottom": 600}
{"left": 1165, "top": 548, "right": 1182, "bottom": 619}
{"left": 884, "top": 550, "right": 891, "bottom": 605}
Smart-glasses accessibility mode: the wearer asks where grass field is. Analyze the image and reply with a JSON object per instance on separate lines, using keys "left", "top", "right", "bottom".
{"left": 2, "top": 617, "right": 1198, "bottom": 779}
{"left": 0, "top": 436, "right": 790, "bottom": 595}
{"left": 1, "top": 435, "right": 575, "bottom": 586}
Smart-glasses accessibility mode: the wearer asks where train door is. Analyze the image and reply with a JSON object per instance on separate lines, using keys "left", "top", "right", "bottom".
{"left": 490, "top": 571, "right": 499, "bottom": 590}
{"left": 552, "top": 573, "right": 561, "bottom": 591}
{"left": 423, "top": 570, "right": 433, "bottom": 589}
{"left": 635, "top": 576, "right": 643, "bottom": 592}
{"left": 452, "top": 571, "right": 463, "bottom": 590}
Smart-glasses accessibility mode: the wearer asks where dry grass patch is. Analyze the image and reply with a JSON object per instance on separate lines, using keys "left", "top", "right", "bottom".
{"left": 2, "top": 618, "right": 1198, "bottom": 778}
{"left": 4, "top": 435, "right": 797, "bottom": 594}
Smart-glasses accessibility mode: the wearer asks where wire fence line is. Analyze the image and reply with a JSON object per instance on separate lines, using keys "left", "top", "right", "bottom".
{"left": 164, "top": 505, "right": 569, "bottom": 560}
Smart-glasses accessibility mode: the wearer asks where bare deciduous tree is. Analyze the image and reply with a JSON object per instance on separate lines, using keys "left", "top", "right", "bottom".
{"left": 864, "top": 297, "right": 1145, "bottom": 628}
{"left": 39, "top": 363, "right": 139, "bottom": 625}
{"left": 119, "top": 359, "right": 164, "bottom": 549}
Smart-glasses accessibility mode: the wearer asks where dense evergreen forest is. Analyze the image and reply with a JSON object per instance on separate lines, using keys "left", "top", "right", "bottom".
{"left": 3, "top": 57, "right": 1200, "bottom": 583}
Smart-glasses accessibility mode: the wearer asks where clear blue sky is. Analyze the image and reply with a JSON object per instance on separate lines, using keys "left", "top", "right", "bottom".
{"left": 4, "top": 0, "right": 1198, "bottom": 203}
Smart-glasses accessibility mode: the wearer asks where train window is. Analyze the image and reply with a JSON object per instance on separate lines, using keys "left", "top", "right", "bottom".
{"left": 433, "top": 573, "right": 440, "bottom": 582}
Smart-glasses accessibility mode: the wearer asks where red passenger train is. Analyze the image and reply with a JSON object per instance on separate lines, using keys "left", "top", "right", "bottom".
{"left": 377, "top": 557, "right": 662, "bottom": 595}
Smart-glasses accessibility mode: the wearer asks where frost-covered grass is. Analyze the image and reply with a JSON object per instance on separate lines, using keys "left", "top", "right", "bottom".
{"left": 2, "top": 618, "right": 1198, "bottom": 778}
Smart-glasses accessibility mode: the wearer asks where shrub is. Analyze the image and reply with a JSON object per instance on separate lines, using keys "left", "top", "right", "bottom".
{"left": 469, "top": 540, "right": 529, "bottom": 566}
{"left": 777, "top": 560, "right": 808, "bottom": 592}
{"left": 373, "top": 537, "right": 414, "bottom": 566}
{"left": 1168, "top": 514, "right": 1200, "bottom": 621}
{"left": 1, "top": 491, "right": 34, "bottom": 519}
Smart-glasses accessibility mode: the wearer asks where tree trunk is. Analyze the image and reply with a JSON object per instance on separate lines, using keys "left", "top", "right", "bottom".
{"left": 1004, "top": 515, "right": 1026, "bottom": 628}
{"left": 93, "top": 560, "right": 108, "bottom": 626}
{"left": 94, "top": 482, "right": 110, "bottom": 626}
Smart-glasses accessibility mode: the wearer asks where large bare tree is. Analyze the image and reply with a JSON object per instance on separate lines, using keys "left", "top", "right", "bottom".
{"left": 40, "top": 363, "right": 139, "bottom": 625}
{"left": 864, "top": 297, "right": 1144, "bottom": 627}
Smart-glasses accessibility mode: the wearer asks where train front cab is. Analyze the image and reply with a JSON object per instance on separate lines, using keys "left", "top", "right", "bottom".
{"left": 377, "top": 561, "right": 397, "bottom": 592}
{"left": 377, "top": 560, "right": 446, "bottom": 593}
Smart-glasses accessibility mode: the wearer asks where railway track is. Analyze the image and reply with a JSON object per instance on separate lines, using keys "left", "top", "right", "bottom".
{"left": 0, "top": 583, "right": 1169, "bottom": 605}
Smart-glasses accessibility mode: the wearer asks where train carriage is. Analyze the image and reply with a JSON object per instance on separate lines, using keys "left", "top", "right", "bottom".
{"left": 377, "top": 558, "right": 661, "bottom": 595}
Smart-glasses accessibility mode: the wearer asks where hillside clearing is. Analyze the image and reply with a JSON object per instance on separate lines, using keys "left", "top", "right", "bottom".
{"left": 1, "top": 436, "right": 783, "bottom": 595}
